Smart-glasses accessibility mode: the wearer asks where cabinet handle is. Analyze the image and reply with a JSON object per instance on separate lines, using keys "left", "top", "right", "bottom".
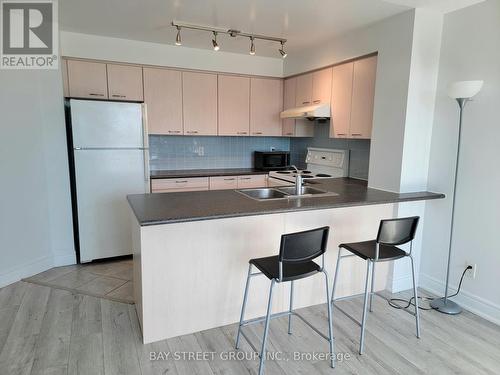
{"left": 175, "top": 180, "right": 188, "bottom": 183}
{"left": 302, "top": 101, "right": 310, "bottom": 105}
{"left": 89, "top": 93, "right": 105, "bottom": 97}
{"left": 337, "top": 133, "right": 347, "bottom": 136}
{"left": 313, "top": 100, "right": 321, "bottom": 104}
{"left": 240, "top": 177, "right": 252, "bottom": 180}
{"left": 168, "top": 130, "right": 181, "bottom": 134}
{"left": 224, "top": 178, "right": 236, "bottom": 181}
{"left": 285, "top": 132, "right": 293, "bottom": 135}
{"left": 186, "top": 131, "right": 199, "bottom": 134}
{"left": 111, "top": 94, "right": 127, "bottom": 98}
{"left": 252, "top": 132, "right": 263, "bottom": 135}
{"left": 237, "top": 132, "right": 248, "bottom": 135}
{"left": 351, "top": 133, "right": 362, "bottom": 136}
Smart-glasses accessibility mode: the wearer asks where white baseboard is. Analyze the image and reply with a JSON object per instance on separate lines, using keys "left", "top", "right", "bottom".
{"left": 420, "top": 273, "right": 500, "bottom": 326}
{"left": 0, "top": 251, "right": 77, "bottom": 289}
{"left": 0, "top": 255, "right": 54, "bottom": 288}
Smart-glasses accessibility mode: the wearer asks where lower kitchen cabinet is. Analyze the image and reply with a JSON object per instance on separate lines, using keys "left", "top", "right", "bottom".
{"left": 151, "top": 177, "right": 209, "bottom": 193}
{"left": 237, "top": 174, "right": 267, "bottom": 189}
{"left": 209, "top": 176, "right": 238, "bottom": 190}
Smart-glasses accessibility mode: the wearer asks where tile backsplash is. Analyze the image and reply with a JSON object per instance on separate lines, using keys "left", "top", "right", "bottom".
{"left": 289, "top": 122, "right": 371, "bottom": 180}
{"left": 149, "top": 135, "right": 290, "bottom": 170}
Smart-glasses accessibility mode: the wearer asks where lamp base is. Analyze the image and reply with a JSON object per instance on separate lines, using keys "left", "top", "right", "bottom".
{"left": 430, "top": 298, "right": 462, "bottom": 315}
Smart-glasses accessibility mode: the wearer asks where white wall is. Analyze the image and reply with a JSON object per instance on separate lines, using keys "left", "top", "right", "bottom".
{"left": 421, "top": 0, "right": 500, "bottom": 324}
{"left": 0, "top": 67, "right": 75, "bottom": 287}
{"left": 60, "top": 31, "right": 283, "bottom": 77}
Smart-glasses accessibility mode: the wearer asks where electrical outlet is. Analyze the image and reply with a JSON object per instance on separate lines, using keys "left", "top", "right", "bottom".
{"left": 270, "top": 146, "right": 276, "bottom": 151}
{"left": 465, "top": 262, "right": 477, "bottom": 279}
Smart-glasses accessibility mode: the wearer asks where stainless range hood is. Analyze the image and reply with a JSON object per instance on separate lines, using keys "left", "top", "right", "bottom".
{"left": 280, "top": 103, "right": 330, "bottom": 120}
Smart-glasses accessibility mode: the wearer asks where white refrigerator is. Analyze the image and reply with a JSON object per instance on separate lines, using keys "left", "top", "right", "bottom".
{"left": 68, "top": 99, "right": 150, "bottom": 262}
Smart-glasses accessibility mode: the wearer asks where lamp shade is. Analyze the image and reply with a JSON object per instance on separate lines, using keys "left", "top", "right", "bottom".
{"left": 447, "top": 80, "right": 484, "bottom": 99}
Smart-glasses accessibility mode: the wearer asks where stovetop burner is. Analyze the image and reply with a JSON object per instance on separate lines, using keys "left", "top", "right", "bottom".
{"left": 315, "top": 173, "right": 332, "bottom": 178}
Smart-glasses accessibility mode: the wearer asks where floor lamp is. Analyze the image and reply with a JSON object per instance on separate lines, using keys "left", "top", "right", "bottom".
{"left": 430, "top": 80, "right": 484, "bottom": 315}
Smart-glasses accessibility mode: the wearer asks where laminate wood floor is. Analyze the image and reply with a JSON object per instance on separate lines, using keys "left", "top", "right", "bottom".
{"left": 1, "top": 281, "right": 499, "bottom": 375}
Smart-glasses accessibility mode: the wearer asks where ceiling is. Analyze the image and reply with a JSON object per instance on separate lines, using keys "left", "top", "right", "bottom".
{"left": 58, "top": 0, "right": 483, "bottom": 58}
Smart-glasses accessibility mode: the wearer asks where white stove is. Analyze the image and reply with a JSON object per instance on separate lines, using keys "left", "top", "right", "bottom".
{"left": 268, "top": 148, "right": 349, "bottom": 184}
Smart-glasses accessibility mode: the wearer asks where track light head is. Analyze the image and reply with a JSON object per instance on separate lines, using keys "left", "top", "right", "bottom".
{"left": 279, "top": 41, "right": 287, "bottom": 58}
{"left": 175, "top": 26, "right": 182, "bottom": 46}
{"left": 249, "top": 37, "right": 255, "bottom": 55}
{"left": 212, "top": 32, "right": 220, "bottom": 51}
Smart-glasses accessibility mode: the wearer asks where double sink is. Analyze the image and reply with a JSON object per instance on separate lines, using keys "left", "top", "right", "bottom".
{"left": 238, "top": 186, "right": 338, "bottom": 201}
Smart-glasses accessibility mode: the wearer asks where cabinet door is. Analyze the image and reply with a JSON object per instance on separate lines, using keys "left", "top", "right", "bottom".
{"left": 295, "top": 73, "right": 313, "bottom": 106}
{"left": 350, "top": 56, "right": 377, "bottom": 139}
{"left": 183, "top": 72, "right": 218, "bottom": 136}
{"left": 312, "top": 67, "right": 333, "bottom": 105}
{"left": 209, "top": 176, "right": 238, "bottom": 190}
{"left": 67, "top": 60, "right": 108, "bottom": 99}
{"left": 250, "top": 78, "right": 283, "bottom": 136}
{"left": 330, "top": 62, "right": 353, "bottom": 138}
{"left": 107, "top": 64, "right": 144, "bottom": 101}
{"left": 237, "top": 175, "right": 267, "bottom": 189}
{"left": 282, "top": 77, "right": 296, "bottom": 136}
{"left": 218, "top": 75, "right": 250, "bottom": 136}
{"left": 151, "top": 177, "right": 209, "bottom": 193}
{"left": 143, "top": 68, "right": 183, "bottom": 135}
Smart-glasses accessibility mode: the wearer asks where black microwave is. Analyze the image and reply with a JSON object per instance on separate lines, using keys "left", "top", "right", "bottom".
{"left": 254, "top": 151, "right": 290, "bottom": 171}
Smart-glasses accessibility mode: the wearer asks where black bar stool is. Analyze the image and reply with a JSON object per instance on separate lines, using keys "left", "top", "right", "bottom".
{"left": 331, "top": 216, "right": 420, "bottom": 355}
{"left": 235, "top": 226, "right": 335, "bottom": 375}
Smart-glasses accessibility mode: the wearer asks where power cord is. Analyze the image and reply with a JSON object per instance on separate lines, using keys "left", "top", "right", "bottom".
{"left": 387, "top": 266, "right": 472, "bottom": 311}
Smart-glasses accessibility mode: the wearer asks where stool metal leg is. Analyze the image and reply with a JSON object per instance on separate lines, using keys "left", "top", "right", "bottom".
{"left": 409, "top": 255, "right": 421, "bottom": 338}
{"left": 259, "top": 279, "right": 276, "bottom": 375}
{"left": 236, "top": 264, "right": 252, "bottom": 349}
{"left": 288, "top": 281, "right": 294, "bottom": 334}
{"left": 369, "top": 261, "right": 376, "bottom": 312}
{"left": 359, "top": 260, "right": 372, "bottom": 355}
{"left": 323, "top": 270, "right": 335, "bottom": 368}
{"left": 330, "top": 247, "right": 342, "bottom": 304}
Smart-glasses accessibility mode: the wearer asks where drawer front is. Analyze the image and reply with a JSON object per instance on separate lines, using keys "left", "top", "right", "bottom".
{"left": 209, "top": 176, "right": 238, "bottom": 190}
{"left": 151, "top": 177, "right": 209, "bottom": 193}
{"left": 237, "top": 174, "right": 267, "bottom": 189}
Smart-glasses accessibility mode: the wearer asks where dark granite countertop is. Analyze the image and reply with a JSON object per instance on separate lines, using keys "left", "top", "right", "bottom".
{"left": 150, "top": 168, "right": 268, "bottom": 179}
{"left": 128, "top": 178, "right": 445, "bottom": 226}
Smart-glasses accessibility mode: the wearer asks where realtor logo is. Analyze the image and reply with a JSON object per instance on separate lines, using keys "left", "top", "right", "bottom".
{"left": 1, "top": 0, "right": 58, "bottom": 69}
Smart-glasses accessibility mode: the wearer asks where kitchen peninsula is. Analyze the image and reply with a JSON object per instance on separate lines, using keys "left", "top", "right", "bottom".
{"left": 128, "top": 178, "right": 443, "bottom": 344}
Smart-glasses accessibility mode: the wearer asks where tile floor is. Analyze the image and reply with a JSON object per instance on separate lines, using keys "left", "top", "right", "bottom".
{"left": 23, "top": 258, "right": 134, "bottom": 304}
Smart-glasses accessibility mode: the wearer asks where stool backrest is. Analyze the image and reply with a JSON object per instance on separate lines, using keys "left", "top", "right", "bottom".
{"left": 376, "top": 216, "right": 419, "bottom": 246}
{"left": 279, "top": 226, "right": 330, "bottom": 263}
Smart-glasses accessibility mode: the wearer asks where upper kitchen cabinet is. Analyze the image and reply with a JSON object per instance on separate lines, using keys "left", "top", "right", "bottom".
{"left": 143, "top": 68, "right": 183, "bottom": 135}
{"left": 218, "top": 75, "right": 250, "bottom": 136}
{"left": 312, "top": 67, "right": 333, "bottom": 105}
{"left": 330, "top": 62, "right": 353, "bottom": 138}
{"left": 295, "top": 73, "right": 313, "bottom": 106}
{"left": 250, "top": 78, "right": 283, "bottom": 136}
{"left": 330, "top": 55, "right": 377, "bottom": 139}
{"left": 350, "top": 55, "right": 377, "bottom": 139}
{"left": 182, "top": 72, "right": 218, "bottom": 136}
{"left": 106, "top": 64, "right": 144, "bottom": 102}
{"left": 67, "top": 60, "right": 108, "bottom": 99}
{"left": 283, "top": 77, "right": 314, "bottom": 137}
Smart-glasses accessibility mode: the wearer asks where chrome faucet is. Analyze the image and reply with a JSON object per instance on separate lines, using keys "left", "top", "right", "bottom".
{"left": 290, "top": 165, "right": 303, "bottom": 195}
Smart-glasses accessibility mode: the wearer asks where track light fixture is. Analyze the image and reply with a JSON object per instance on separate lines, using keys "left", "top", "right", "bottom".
{"left": 212, "top": 32, "right": 220, "bottom": 51}
{"left": 175, "top": 26, "right": 182, "bottom": 46}
{"left": 279, "top": 41, "right": 287, "bottom": 59}
{"left": 171, "top": 21, "right": 287, "bottom": 58}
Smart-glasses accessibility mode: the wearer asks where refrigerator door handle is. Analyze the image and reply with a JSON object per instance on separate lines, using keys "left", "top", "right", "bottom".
{"left": 141, "top": 103, "right": 149, "bottom": 149}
